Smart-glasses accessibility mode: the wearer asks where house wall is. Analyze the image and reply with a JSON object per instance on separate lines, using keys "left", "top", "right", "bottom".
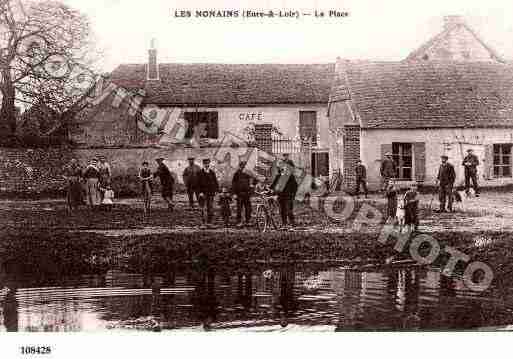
{"left": 361, "top": 127, "right": 513, "bottom": 190}
{"left": 71, "top": 99, "right": 331, "bottom": 177}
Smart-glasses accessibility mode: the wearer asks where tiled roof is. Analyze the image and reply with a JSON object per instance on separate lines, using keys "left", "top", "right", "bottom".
{"left": 110, "top": 63, "right": 335, "bottom": 105}
{"left": 331, "top": 60, "right": 513, "bottom": 129}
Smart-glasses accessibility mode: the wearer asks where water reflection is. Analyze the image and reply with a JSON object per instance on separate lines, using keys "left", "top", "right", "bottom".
{"left": 1, "top": 264, "right": 513, "bottom": 332}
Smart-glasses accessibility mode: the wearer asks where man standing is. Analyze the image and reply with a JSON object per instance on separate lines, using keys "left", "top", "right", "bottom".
{"left": 380, "top": 152, "right": 397, "bottom": 191}
{"left": 182, "top": 157, "right": 201, "bottom": 208}
{"left": 198, "top": 159, "right": 219, "bottom": 226}
{"left": 355, "top": 160, "right": 368, "bottom": 199}
{"left": 436, "top": 155, "right": 456, "bottom": 213}
{"left": 462, "top": 149, "right": 480, "bottom": 197}
{"left": 154, "top": 158, "right": 175, "bottom": 210}
{"left": 232, "top": 161, "right": 253, "bottom": 226}
{"left": 271, "top": 164, "right": 298, "bottom": 227}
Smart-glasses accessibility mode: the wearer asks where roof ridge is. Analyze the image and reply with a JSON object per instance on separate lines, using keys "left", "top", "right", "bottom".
{"left": 117, "top": 62, "right": 335, "bottom": 66}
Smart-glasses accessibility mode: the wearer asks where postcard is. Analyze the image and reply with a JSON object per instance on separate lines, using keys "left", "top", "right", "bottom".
{"left": 1, "top": 0, "right": 512, "bottom": 357}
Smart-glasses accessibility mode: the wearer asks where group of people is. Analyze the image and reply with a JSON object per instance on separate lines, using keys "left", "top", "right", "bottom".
{"left": 352, "top": 148, "right": 482, "bottom": 231}
{"left": 63, "top": 153, "right": 299, "bottom": 227}
{"left": 178, "top": 154, "right": 298, "bottom": 228}
{"left": 63, "top": 156, "right": 114, "bottom": 211}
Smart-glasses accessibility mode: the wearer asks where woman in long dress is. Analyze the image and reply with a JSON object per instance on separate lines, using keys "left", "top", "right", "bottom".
{"left": 64, "top": 158, "right": 83, "bottom": 210}
{"left": 83, "top": 158, "right": 102, "bottom": 208}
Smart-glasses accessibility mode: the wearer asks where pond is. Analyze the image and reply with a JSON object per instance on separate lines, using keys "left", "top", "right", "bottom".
{"left": 1, "top": 264, "right": 513, "bottom": 332}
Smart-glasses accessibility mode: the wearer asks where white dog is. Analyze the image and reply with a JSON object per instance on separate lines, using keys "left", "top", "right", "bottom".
{"left": 396, "top": 199, "right": 406, "bottom": 232}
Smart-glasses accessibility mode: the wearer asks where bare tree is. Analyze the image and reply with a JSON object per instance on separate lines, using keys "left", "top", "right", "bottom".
{"left": 0, "top": 0, "right": 99, "bottom": 137}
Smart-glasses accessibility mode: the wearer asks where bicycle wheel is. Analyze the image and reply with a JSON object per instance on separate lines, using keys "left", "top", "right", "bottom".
{"left": 255, "top": 205, "right": 268, "bottom": 232}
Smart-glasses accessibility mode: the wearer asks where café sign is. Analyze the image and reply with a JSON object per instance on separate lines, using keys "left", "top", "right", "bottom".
{"left": 239, "top": 112, "right": 263, "bottom": 121}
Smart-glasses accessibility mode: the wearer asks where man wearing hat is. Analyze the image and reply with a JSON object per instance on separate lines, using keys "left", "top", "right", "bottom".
{"left": 198, "top": 158, "right": 219, "bottom": 225}
{"left": 232, "top": 160, "right": 253, "bottom": 226}
{"left": 380, "top": 152, "right": 397, "bottom": 191}
{"left": 182, "top": 156, "right": 201, "bottom": 208}
{"left": 282, "top": 153, "right": 295, "bottom": 168}
{"left": 462, "top": 148, "right": 480, "bottom": 197}
{"left": 154, "top": 157, "right": 175, "bottom": 210}
{"left": 436, "top": 154, "right": 456, "bottom": 213}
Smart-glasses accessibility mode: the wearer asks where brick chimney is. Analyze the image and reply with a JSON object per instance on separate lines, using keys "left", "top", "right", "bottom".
{"left": 147, "top": 39, "right": 159, "bottom": 81}
{"left": 443, "top": 15, "right": 464, "bottom": 31}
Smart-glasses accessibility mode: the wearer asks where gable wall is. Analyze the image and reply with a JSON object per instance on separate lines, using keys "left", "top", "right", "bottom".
{"left": 415, "top": 26, "right": 497, "bottom": 61}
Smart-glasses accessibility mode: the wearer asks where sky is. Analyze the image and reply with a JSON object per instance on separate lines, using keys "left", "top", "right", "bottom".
{"left": 63, "top": 0, "right": 513, "bottom": 71}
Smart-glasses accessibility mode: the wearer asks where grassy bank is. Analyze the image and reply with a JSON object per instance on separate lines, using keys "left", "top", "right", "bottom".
{"left": 2, "top": 195, "right": 513, "bottom": 285}
{"left": 2, "top": 225, "right": 512, "bottom": 281}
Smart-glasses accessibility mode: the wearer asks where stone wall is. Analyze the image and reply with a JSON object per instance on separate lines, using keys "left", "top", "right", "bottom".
{"left": 0, "top": 147, "right": 72, "bottom": 194}
{"left": 0, "top": 145, "right": 284, "bottom": 196}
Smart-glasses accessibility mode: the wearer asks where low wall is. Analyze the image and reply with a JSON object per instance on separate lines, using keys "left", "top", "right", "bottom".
{"left": 0, "top": 147, "right": 72, "bottom": 194}
{"left": 0, "top": 146, "right": 280, "bottom": 197}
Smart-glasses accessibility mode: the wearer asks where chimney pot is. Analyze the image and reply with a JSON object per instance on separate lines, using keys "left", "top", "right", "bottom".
{"left": 147, "top": 38, "right": 159, "bottom": 81}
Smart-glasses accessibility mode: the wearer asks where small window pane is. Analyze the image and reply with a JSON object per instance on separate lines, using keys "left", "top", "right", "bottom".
{"left": 494, "top": 166, "right": 500, "bottom": 177}
{"left": 503, "top": 166, "right": 512, "bottom": 177}
{"left": 403, "top": 168, "right": 412, "bottom": 180}
{"left": 503, "top": 156, "right": 510, "bottom": 165}
{"left": 504, "top": 146, "right": 512, "bottom": 155}
{"left": 494, "top": 156, "right": 500, "bottom": 165}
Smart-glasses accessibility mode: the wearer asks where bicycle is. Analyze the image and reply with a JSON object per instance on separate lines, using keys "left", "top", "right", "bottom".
{"left": 254, "top": 194, "right": 279, "bottom": 232}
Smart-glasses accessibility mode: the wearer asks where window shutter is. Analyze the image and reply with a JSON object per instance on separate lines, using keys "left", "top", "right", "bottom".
{"left": 210, "top": 112, "right": 219, "bottom": 139}
{"left": 483, "top": 144, "right": 493, "bottom": 180}
{"left": 413, "top": 142, "right": 426, "bottom": 181}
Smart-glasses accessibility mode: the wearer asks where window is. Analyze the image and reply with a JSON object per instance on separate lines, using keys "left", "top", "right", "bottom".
{"left": 312, "top": 152, "right": 329, "bottom": 177}
{"left": 299, "top": 111, "right": 317, "bottom": 146}
{"left": 392, "top": 143, "right": 413, "bottom": 180}
{"left": 493, "top": 144, "right": 512, "bottom": 178}
{"left": 184, "top": 111, "right": 218, "bottom": 139}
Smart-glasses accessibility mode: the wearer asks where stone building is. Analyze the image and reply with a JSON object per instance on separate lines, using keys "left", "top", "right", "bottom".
{"left": 329, "top": 15, "right": 513, "bottom": 191}
{"left": 70, "top": 42, "right": 335, "bottom": 185}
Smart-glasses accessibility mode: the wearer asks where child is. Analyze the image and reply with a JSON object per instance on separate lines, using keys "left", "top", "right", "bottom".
{"left": 101, "top": 185, "right": 115, "bottom": 211}
{"left": 254, "top": 179, "right": 271, "bottom": 196}
{"left": 218, "top": 187, "right": 232, "bottom": 227}
{"left": 404, "top": 183, "right": 419, "bottom": 232}
{"left": 385, "top": 183, "right": 398, "bottom": 224}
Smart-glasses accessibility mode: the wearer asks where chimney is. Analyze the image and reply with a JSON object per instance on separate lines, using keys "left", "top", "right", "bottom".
{"left": 147, "top": 38, "right": 159, "bottom": 81}
{"left": 443, "top": 15, "right": 464, "bottom": 31}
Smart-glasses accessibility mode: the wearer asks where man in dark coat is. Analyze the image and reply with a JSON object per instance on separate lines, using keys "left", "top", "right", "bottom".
{"left": 154, "top": 158, "right": 175, "bottom": 210}
{"left": 231, "top": 161, "right": 253, "bottom": 226}
{"left": 198, "top": 159, "right": 219, "bottom": 225}
{"left": 271, "top": 164, "right": 298, "bottom": 227}
{"left": 436, "top": 155, "right": 456, "bottom": 213}
{"left": 462, "top": 149, "right": 480, "bottom": 196}
{"left": 182, "top": 157, "right": 201, "bottom": 208}
{"left": 354, "top": 160, "right": 368, "bottom": 199}
{"left": 380, "top": 152, "right": 397, "bottom": 191}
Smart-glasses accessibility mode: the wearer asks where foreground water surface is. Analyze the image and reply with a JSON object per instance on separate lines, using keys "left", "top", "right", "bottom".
{"left": 1, "top": 264, "right": 513, "bottom": 332}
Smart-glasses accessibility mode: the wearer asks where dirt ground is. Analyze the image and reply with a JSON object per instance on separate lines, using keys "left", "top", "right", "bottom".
{"left": 1, "top": 190, "right": 513, "bottom": 277}
{"left": 0, "top": 191, "right": 511, "bottom": 235}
